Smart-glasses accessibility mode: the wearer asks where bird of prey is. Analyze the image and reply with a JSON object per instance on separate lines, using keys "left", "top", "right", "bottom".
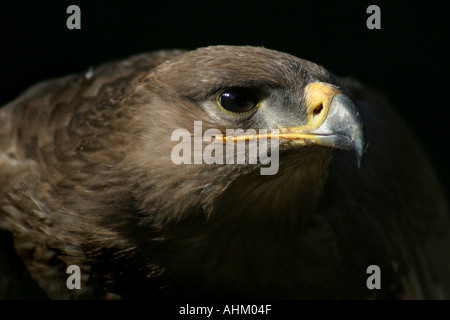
{"left": 0, "top": 46, "right": 449, "bottom": 299}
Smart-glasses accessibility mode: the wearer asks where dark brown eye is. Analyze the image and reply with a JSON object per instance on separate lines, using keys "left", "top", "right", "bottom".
{"left": 217, "top": 88, "right": 260, "bottom": 114}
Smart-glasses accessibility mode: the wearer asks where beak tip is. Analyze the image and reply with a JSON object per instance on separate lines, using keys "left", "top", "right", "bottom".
{"left": 354, "top": 136, "right": 367, "bottom": 169}
{"left": 357, "top": 154, "right": 363, "bottom": 169}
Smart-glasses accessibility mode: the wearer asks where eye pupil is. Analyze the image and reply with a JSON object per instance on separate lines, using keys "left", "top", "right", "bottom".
{"left": 218, "top": 88, "right": 259, "bottom": 113}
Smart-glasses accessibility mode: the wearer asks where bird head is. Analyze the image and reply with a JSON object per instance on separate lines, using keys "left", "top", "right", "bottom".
{"left": 121, "top": 46, "right": 365, "bottom": 227}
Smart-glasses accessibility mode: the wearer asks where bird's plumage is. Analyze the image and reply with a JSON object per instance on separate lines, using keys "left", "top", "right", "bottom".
{"left": 0, "top": 46, "right": 448, "bottom": 299}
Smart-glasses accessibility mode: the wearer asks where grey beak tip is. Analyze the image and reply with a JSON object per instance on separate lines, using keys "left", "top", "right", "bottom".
{"left": 355, "top": 137, "right": 367, "bottom": 169}
{"left": 357, "top": 154, "right": 363, "bottom": 169}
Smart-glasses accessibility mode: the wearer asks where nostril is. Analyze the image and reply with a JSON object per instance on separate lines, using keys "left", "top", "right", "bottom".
{"left": 313, "top": 103, "right": 323, "bottom": 116}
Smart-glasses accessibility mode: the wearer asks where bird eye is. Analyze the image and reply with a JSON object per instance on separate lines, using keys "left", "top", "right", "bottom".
{"left": 217, "top": 88, "right": 260, "bottom": 114}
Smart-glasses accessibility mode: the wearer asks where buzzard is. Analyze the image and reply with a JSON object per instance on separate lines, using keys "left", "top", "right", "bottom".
{"left": 0, "top": 46, "right": 449, "bottom": 299}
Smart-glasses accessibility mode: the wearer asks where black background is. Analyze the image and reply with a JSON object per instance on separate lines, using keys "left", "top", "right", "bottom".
{"left": 0, "top": 0, "right": 448, "bottom": 199}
